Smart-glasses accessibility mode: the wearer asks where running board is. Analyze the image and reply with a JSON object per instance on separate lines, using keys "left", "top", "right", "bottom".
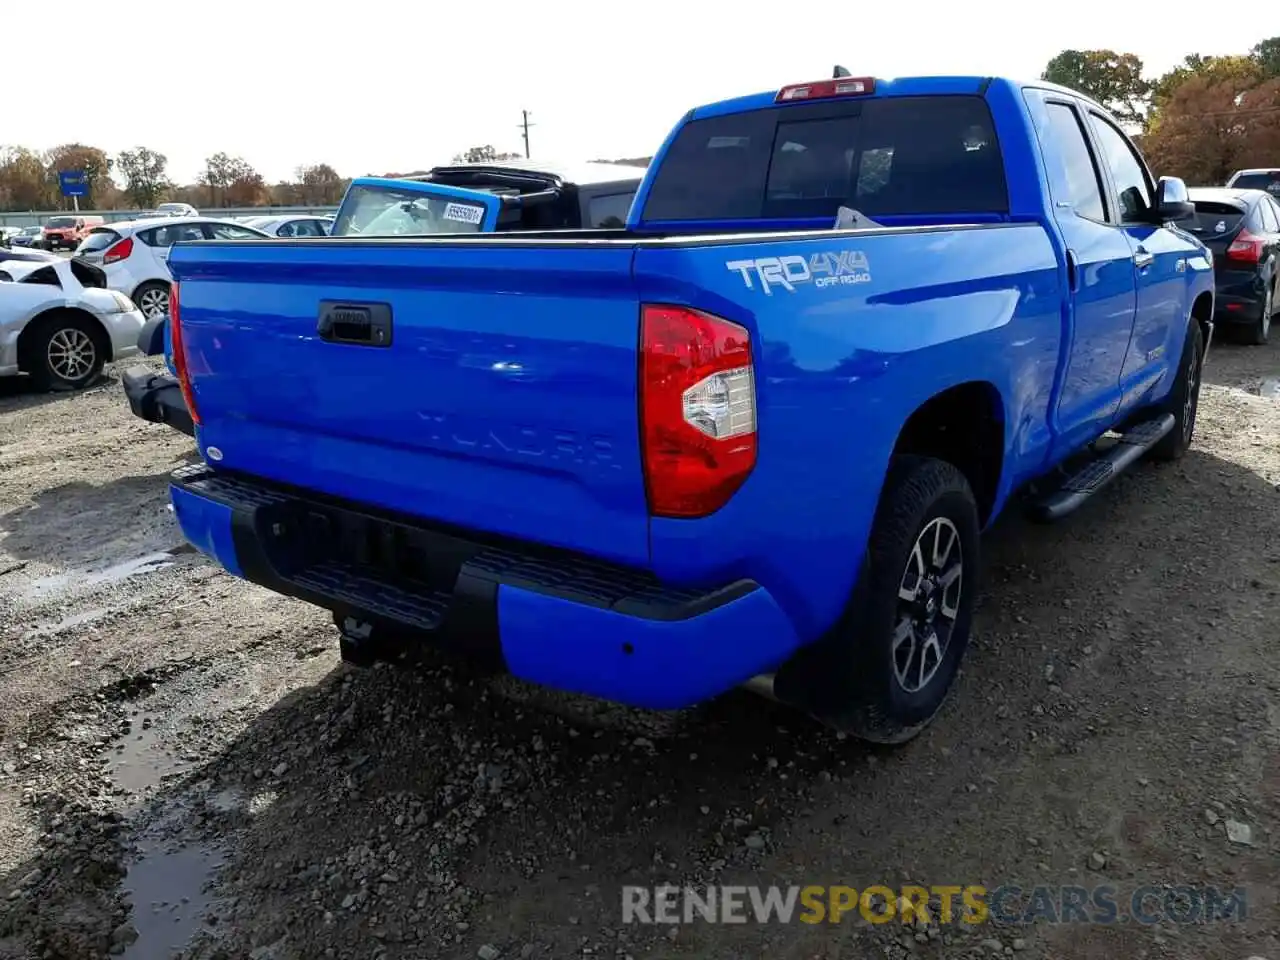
{"left": 1030, "top": 413, "right": 1176, "bottom": 523}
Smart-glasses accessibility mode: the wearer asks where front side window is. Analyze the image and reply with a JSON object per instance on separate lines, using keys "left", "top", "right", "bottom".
{"left": 1088, "top": 114, "right": 1152, "bottom": 222}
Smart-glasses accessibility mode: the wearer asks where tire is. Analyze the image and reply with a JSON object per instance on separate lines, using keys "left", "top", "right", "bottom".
{"left": 133, "top": 281, "right": 170, "bottom": 320}
{"left": 1244, "top": 285, "right": 1272, "bottom": 345}
{"left": 1150, "top": 319, "right": 1204, "bottom": 462}
{"left": 23, "top": 312, "right": 107, "bottom": 392}
{"left": 781, "top": 456, "right": 981, "bottom": 744}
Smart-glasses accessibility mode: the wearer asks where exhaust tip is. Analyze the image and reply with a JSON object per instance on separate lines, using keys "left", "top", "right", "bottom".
{"left": 741, "top": 672, "right": 777, "bottom": 701}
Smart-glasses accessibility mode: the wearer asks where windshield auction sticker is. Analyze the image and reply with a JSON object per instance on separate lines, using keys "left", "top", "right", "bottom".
{"left": 442, "top": 202, "right": 486, "bottom": 225}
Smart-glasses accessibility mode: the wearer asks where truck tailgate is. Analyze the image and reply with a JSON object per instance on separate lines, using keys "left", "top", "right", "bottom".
{"left": 168, "top": 240, "right": 649, "bottom": 567}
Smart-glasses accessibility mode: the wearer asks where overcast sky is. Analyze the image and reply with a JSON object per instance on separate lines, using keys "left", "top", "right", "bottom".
{"left": 7, "top": 1, "right": 1268, "bottom": 184}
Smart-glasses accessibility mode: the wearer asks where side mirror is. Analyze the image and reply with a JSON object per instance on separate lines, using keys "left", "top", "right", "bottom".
{"left": 1155, "top": 176, "right": 1195, "bottom": 222}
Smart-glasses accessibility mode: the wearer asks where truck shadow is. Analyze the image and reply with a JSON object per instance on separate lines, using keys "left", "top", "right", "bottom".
{"left": 0, "top": 461, "right": 198, "bottom": 573}
{"left": 1, "top": 443, "right": 1277, "bottom": 959}
{"left": 0, "top": 372, "right": 114, "bottom": 414}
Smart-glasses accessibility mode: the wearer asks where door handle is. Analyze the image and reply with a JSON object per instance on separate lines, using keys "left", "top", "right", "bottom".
{"left": 317, "top": 300, "right": 393, "bottom": 347}
{"left": 1133, "top": 248, "right": 1154, "bottom": 269}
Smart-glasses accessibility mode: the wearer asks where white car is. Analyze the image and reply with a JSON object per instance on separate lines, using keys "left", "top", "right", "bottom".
{"left": 74, "top": 216, "right": 270, "bottom": 319}
{"left": 242, "top": 214, "right": 334, "bottom": 238}
{"left": 0, "top": 257, "right": 145, "bottom": 390}
{"left": 155, "top": 202, "right": 199, "bottom": 217}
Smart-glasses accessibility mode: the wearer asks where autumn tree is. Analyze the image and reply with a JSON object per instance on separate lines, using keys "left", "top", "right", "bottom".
{"left": 201, "top": 153, "right": 266, "bottom": 206}
{"left": 452, "top": 144, "right": 523, "bottom": 164}
{"left": 1151, "top": 54, "right": 1263, "bottom": 111}
{"left": 116, "top": 147, "right": 170, "bottom": 208}
{"left": 1143, "top": 76, "right": 1280, "bottom": 184}
{"left": 0, "top": 146, "right": 53, "bottom": 210}
{"left": 294, "top": 163, "right": 346, "bottom": 205}
{"left": 44, "top": 143, "right": 112, "bottom": 207}
{"left": 1042, "top": 50, "right": 1151, "bottom": 125}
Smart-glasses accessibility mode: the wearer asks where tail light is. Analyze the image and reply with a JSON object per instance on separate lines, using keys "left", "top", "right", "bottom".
{"left": 1227, "top": 230, "right": 1265, "bottom": 264}
{"left": 169, "top": 281, "right": 201, "bottom": 427}
{"left": 102, "top": 236, "right": 133, "bottom": 264}
{"left": 776, "top": 77, "right": 875, "bottom": 102}
{"left": 640, "top": 304, "right": 756, "bottom": 518}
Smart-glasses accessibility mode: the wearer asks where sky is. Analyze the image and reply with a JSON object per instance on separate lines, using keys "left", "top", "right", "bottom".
{"left": 6, "top": 0, "right": 1270, "bottom": 185}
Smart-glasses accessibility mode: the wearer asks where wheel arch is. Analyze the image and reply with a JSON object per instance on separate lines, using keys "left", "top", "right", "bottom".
{"left": 890, "top": 380, "right": 1006, "bottom": 526}
{"left": 16, "top": 306, "right": 114, "bottom": 370}
{"left": 1190, "top": 289, "right": 1213, "bottom": 347}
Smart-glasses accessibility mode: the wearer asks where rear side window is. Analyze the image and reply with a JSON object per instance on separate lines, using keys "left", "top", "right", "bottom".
{"left": 140, "top": 224, "right": 205, "bottom": 246}
{"left": 642, "top": 95, "right": 1008, "bottom": 221}
{"left": 207, "top": 222, "right": 265, "bottom": 240}
{"left": 586, "top": 192, "right": 636, "bottom": 228}
{"left": 1188, "top": 201, "right": 1246, "bottom": 238}
{"left": 1043, "top": 103, "right": 1106, "bottom": 221}
{"left": 1259, "top": 198, "right": 1280, "bottom": 232}
{"left": 23, "top": 265, "right": 61, "bottom": 287}
{"left": 77, "top": 229, "right": 121, "bottom": 254}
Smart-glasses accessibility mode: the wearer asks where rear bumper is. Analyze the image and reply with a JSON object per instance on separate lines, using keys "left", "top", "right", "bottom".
{"left": 168, "top": 466, "right": 801, "bottom": 709}
{"left": 1214, "top": 292, "right": 1266, "bottom": 323}
{"left": 122, "top": 366, "right": 195, "bottom": 437}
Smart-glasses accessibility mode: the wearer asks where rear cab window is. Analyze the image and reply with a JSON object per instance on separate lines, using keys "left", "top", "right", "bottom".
{"left": 641, "top": 95, "right": 1008, "bottom": 224}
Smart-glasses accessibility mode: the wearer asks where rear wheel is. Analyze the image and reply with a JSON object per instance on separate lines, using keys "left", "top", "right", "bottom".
{"left": 133, "top": 281, "right": 170, "bottom": 320}
{"left": 781, "top": 456, "right": 980, "bottom": 744}
{"left": 1244, "top": 285, "right": 1272, "bottom": 345}
{"left": 1150, "top": 319, "right": 1204, "bottom": 461}
{"left": 23, "top": 312, "right": 107, "bottom": 392}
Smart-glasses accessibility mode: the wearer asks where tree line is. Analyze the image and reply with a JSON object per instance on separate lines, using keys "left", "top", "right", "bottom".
{"left": 1043, "top": 36, "right": 1280, "bottom": 184}
{"left": 0, "top": 143, "right": 352, "bottom": 212}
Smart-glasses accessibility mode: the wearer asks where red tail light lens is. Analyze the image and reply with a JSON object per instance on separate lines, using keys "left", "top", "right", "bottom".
{"left": 102, "top": 235, "right": 133, "bottom": 264}
{"left": 1227, "top": 230, "right": 1265, "bottom": 264}
{"left": 169, "top": 282, "right": 201, "bottom": 427}
{"left": 640, "top": 304, "right": 756, "bottom": 518}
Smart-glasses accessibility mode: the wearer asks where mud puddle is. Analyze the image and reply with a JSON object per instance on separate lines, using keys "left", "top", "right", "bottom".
{"left": 21, "top": 606, "right": 112, "bottom": 639}
{"left": 22, "top": 552, "right": 177, "bottom": 601}
{"left": 119, "top": 836, "right": 224, "bottom": 960}
{"left": 111, "top": 722, "right": 189, "bottom": 801}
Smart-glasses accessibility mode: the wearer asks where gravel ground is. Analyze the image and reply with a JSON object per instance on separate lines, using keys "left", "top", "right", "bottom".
{"left": 0, "top": 343, "right": 1277, "bottom": 960}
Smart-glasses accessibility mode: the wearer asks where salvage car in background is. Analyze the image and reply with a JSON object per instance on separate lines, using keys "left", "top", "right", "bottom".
{"left": 0, "top": 257, "right": 145, "bottom": 390}
{"left": 42, "top": 214, "right": 105, "bottom": 251}
{"left": 7, "top": 225, "right": 46, "bottom": 249}
{"left": 75, "top": 217, "right": 271, "bottom": 319}
{"left": 1187, "top": 186, "right": 1280, "bottom": 343}
{"left": 242, "top": 214, "right": 334, "bottom": 237}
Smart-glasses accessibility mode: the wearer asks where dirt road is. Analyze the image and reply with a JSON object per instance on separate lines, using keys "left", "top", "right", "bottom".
{"left": 0, "top": 346, "right": 1277, "bottom": 960}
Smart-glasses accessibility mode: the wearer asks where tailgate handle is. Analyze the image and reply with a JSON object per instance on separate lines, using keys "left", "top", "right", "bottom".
{"left": 317, "top": 301, "right": 393, "bottom": 347}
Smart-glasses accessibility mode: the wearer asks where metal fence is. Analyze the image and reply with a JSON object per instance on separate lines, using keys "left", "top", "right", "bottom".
{"left": 0, "top": 206, "right": 340, "bottom": 228}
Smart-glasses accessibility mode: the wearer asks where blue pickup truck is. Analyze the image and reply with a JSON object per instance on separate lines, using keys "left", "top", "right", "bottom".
{"left": 163, "top": 74, "right": 1213, "bottom": 743}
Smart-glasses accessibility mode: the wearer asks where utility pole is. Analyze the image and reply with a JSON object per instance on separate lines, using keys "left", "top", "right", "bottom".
{"left": 518, "top": 109, "right": 535, "bottom": 159}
